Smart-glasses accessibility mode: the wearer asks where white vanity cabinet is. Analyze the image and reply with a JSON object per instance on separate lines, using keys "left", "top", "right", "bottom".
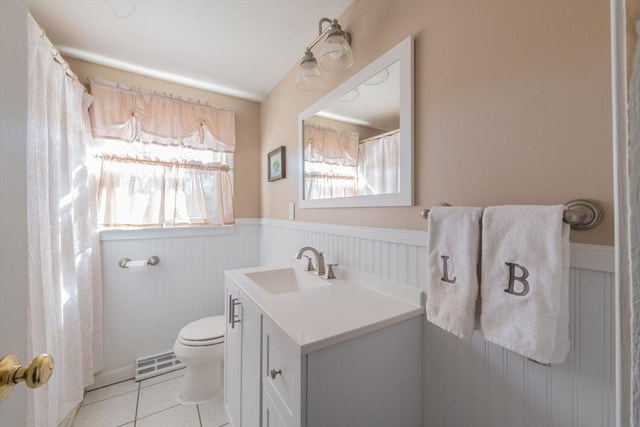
{"left": 261, "top": 315, "right": 422, "bottom": 427}
{"left": 225, "top": 267, "right": 424, "bottom": 427}
{"left": 224, "top": 280, "right": 261, "bottom": 427}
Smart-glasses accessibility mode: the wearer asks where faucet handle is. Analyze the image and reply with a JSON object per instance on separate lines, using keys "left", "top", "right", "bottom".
{"left": 302, "top": 255, "right": 315, "bottom": 272}
{"left": 326, "top": 263, "right": 338, "bottom": 279}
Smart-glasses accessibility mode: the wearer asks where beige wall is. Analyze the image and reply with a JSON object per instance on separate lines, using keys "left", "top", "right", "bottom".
{"left": 66, "top": 58, "right": 262, "bottom": 219}
{"left": 261, "top": 0, "right": 613, "bottom": 245}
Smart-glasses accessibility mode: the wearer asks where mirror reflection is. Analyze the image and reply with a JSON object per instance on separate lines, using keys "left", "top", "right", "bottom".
{"left": 302, "top": 61, "right": 400, "bottom": 200}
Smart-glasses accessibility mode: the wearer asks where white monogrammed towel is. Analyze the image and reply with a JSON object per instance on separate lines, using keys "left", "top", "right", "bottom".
{"left": 480, "top": 205, "right": 570, "bottom": 364}
{"left": 426, "top": 206, "right": 483, "bottom": 339}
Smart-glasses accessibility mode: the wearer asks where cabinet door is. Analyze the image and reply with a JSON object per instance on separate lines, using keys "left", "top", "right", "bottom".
{"left": 263, "top": 388, "right": 288, "bottom": 427}
{"left": 262, "top": 319, "right": 302, "bottom": 427}
{"left": 224, "top": 281, "right": 242, "bottom": 426}
{"left": 239, "top": 292, "right": 261, "bottom": 426}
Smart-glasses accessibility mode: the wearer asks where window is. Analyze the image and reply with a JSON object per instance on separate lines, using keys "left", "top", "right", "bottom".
{"left": 303, "top": 123, "right": 359, "bottom": 200}
{"left": 89, "top": 78, "right": 235, "bottom": 227}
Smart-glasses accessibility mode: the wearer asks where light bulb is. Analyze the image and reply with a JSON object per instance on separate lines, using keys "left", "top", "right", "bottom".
{"left": 319, "top": 33, "right": 353, "bottom": 72}
{"left": 327, "top": 35, "right": 345, "bottom": 59}
{"left": 296, "top": 53, "right": 324, "bottom": 91}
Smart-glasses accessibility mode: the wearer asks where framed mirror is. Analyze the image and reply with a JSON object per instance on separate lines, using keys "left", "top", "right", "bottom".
{"left": 298, "top": 36, "right": 413, "bottom": 208}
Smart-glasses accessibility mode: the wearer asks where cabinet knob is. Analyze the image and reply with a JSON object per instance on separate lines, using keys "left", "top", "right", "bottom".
{"left": 269, "top": 368, "right": 282, "bottom": 379}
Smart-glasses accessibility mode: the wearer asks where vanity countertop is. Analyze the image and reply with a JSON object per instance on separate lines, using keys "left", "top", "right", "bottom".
{"left": 225, "top": 265, "right": 425, "bottom": 355}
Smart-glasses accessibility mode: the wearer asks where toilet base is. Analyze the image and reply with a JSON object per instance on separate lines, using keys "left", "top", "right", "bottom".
{"left": 173, "top": 315, "right": 226, "bottom": 404}
{"left": 177, "top": 359, "right": 223, "bottom": 404}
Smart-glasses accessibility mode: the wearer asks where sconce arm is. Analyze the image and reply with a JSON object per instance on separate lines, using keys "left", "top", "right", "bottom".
{"left": 318, "top": 17, "right": 333, "bottom": 36}
{"left": 305, "top": 17, "right": 351, "bottom": 51}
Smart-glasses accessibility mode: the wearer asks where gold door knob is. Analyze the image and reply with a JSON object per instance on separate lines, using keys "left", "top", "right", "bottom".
{"left": 0, "top": 354, "right": 54, "bottom": 401}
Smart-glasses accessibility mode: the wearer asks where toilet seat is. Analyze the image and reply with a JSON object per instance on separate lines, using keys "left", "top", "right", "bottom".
{"left": 178, "top": 316, "right": 225, "bottom": 347}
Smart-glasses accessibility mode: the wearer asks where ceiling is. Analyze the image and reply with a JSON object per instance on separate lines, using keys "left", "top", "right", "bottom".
{"left": 27, "top": 0, "right": 353, "bottom": 102}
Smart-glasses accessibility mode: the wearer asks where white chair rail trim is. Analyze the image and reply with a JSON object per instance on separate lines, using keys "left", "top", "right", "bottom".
{"left": 259, "top": 218, "right": 614, "bottom": 273}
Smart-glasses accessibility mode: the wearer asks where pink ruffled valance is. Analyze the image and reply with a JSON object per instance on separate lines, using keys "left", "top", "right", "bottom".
{"left": 88, "top": 77, "right": 235, "bottom": 152}
{"left": 304, "top": 123, "right": 359, "bottom": 166}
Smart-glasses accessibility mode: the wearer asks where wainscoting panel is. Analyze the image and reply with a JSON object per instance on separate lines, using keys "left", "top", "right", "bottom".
{"left": 422, "top": 268, "right": 615, "bottom": 427}
{"left": 94, "top": 221, "right": 260, "bottom": 388}
{"left": 259, "top": 219, "right": 615, "bottom": 427}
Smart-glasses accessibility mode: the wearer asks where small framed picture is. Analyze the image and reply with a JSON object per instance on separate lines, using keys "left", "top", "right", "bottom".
{"left": 268, "top": 146, "right": 286, "bottom": 182}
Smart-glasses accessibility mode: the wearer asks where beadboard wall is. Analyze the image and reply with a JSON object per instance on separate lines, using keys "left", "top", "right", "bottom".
{"left": 94, "top": 218, "right": 616, "bottom": 427}
{"left": 259, "top": 219, "right": 616, "bottom": 427}
{"left": 93, "top": 221, "right": 260, "bottom": 389}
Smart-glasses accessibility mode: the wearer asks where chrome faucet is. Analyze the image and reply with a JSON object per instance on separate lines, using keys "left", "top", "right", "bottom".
{"left": 294, "top": 246, "right": 325, "bottom": 276}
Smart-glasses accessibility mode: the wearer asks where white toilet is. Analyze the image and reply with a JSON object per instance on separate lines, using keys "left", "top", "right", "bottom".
{"left": 173, "top": 315, "right": 225, "bottom": 403}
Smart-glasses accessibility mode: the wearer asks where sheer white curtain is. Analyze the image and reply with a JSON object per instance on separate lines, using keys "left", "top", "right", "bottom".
{"left": 96, "top": 153, "right": 235, "bottom": 226}
{"left": 27, "top": 13, "right": 103, "bottom": 427}
{"left": 357, "top": 130, "right": 400, "bottom": 195}
{"left": 628, "top": 21, "right": 640, "bottom": 423}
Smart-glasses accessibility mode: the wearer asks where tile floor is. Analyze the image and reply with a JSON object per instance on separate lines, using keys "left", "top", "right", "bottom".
{"left": 73, "top": 369, "right": 229, "bottom": 427}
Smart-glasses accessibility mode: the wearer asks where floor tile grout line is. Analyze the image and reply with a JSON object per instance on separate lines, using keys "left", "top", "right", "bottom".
{"left": 139, "top": 371, "right": 185, "bottom": 390}
{"left": 135, "top": 403, "right": 183, "bottom": 423}
{"left": 80, "top": 388, "right": 139, "bottom": 408}
{"left": 133, "top": 381, "right": 141, "bottom": 426}
{"left": 196, "top": 403, "right": 203, "bottom": 427}
{"left": 86, "top": 377, "right": 137, "bottom": 392}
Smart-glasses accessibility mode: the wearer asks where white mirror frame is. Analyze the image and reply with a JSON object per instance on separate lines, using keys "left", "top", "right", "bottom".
{"left": 298, "top": 36, "right": 414, "bottom": 208}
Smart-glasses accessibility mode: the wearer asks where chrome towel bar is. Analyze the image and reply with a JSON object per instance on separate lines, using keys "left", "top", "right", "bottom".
{"left": 420, "top": 199, "right": 603, "bottom": 231}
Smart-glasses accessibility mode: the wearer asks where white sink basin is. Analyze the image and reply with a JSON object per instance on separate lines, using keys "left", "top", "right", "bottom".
{"left": 245, "top": 268, "right": 329, "bottom": 295}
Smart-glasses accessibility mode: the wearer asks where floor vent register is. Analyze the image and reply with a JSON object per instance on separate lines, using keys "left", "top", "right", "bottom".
{"left": 134, "top": 351, "right": 184, "bottom": 381}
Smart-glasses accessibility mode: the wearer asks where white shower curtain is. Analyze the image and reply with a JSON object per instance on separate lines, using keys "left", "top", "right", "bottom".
{"left": 629, "top": 21, "right": 640, "bottom": 423}
{"left": 357, "top": 131, "right": 400, "bottom": 196}
{"left": 26, "top": 13, "right": 103, "bottom": 427}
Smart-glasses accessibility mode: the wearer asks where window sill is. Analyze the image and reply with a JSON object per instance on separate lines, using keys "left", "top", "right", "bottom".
{"left": 99, "top": 225, "right": 236, "bottom": 241}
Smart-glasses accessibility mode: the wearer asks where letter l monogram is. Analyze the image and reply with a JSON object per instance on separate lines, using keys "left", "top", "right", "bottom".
{"left": 441, "top": 255, "right": 456, "bottom": 284}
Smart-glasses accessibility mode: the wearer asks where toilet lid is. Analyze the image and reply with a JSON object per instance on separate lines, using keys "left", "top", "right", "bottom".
{"left": 179, "top": 316, "right": 225, "bottom": 344}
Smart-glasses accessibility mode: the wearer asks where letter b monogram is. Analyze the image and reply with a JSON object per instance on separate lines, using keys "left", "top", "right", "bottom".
{"left": 504, "top": 262, "right": 530, "bottom": 296}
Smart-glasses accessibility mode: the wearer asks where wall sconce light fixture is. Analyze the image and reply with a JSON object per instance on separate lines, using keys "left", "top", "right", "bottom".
{"left": 296, "top": 17, "right": 353, "bottom": 91}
